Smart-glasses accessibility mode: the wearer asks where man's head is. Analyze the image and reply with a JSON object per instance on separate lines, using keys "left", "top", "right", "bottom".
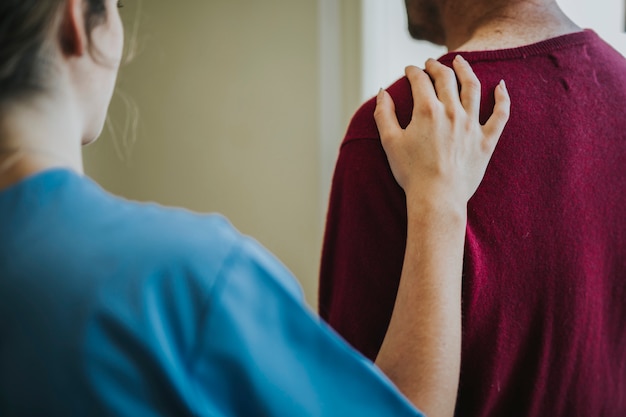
{"left": 404, "top": 0, "right": 447, "bottom": 45}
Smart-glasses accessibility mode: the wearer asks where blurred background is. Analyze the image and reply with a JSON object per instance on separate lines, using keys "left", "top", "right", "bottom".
{"left": 84, "top": 0, "right": 625, "bottom": 309}
{"left": 85, "top": 0, "right": 363, "bottom": 308}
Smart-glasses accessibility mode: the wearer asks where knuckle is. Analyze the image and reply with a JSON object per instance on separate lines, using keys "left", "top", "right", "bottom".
{"left": 417, "top": 100, "right": 440, "bottom": 117}
{"left": 464, "top": 78, "right": 481, "bottom": 92}
{"left": 463, "top": 117, "right": 475, "bottom": 131}
{"left": 441, "top": 65, "right": 456, "bottom": 80}
{"left": 497, "top": 103, "right": 511, "bottom": 118}
{"left": 445, "top": 104, "right": 461, "bottom": 120}
{"left": 427, "top": 60, "right": 453, "bottom": 79}
{"left": 406, "top": 66, "right": 421, "bottom": 81}
{"left": 433, "top": 66, "right": 455, "bottom": 85}
{"left": 441, "top": 64, "right": 455, "bottom": 76}
{"left": 380, "top": 132, "right": 397, "bottom": 146}
{"left": 481, "top": 138, "right": 494, "bottom": 153}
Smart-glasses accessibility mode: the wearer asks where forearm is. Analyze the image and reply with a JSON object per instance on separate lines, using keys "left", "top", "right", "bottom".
{"left": 375, "top": 192, "right": 466, "bottom": 417}
{"left": 373, "top": 55, "right": 509, "bottom": 417}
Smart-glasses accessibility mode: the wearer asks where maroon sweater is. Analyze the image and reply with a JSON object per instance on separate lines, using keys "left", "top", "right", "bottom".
{"left": 320, "top": 30, "right": 626, "bottom": 416}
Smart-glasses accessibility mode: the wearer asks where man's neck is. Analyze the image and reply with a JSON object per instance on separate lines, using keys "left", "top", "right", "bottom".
{"left": 443, "top": 0, "right": 581, "bottom": 52}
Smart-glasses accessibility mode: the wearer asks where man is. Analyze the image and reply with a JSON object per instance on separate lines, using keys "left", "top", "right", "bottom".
{"left": 319, "top": 0, "right": 626, "bottom": 416}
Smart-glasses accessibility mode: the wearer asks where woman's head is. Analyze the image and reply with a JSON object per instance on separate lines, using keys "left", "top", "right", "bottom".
{"left": 0, "top": 0, "right": 124, "bottom": 143}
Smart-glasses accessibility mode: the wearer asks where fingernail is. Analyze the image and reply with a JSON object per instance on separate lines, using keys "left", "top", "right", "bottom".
{"left": 499, "top": 79, "right": 507, "bottom": 93}
{"left": 377, "top": 88, "right": 385, "bottom": 103}
{"left": 455, "top": 54, "right": 468, "bottom": 64}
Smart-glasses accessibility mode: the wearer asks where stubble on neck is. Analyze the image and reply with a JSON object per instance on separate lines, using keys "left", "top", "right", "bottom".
{"left": 441, "top": 0, "right": 581, "bottom": 52}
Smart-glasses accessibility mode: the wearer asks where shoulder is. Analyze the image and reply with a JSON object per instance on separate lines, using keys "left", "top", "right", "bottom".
{"left": 91, "top": 191, "right": 239, "bottom": 267}
{"left": 86, "top": 179, "right": 305, "bottom": 298}
{"left": 342, "top": 77, "right": 413, "bottom": 148}
{"left": 18, "top": 170, "right": 304, "bottom": 308}
{"left": 586, "top": 32, "right": 626, "bottom": 80}
{"left": 40, "top": 172, "right": 248, "bottom": 291}
{"left": 81, "top": 178, "right": 305, "bottom": 351}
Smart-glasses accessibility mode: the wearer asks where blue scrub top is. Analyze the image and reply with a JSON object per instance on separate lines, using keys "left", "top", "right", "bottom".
{"left": 0, "top": 169, "right": 423, "bottom": 417}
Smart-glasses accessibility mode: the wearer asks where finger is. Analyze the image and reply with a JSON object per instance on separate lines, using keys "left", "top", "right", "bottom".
{"left": 404, "top": 65, "right": 439, "bottom": 121}
{"left": 482, "top": 80, "right": 511, "bottom": 151}
{"left": 424, "top": 58, "right": 461, "bottom": 110}
{"left": 452, "top": 55, "right": 481, "bottom": 118}
{"left": 374, "top": 88, "right": 402, "bottom": 144}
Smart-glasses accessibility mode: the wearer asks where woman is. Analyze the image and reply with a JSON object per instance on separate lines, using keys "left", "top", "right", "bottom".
{"left": 0, "top": 1, "right": 509, "bottom": 416}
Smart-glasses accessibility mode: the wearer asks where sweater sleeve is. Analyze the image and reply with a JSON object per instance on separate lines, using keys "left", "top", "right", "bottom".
{"left": 318, "top": 78, "right": 414, "bottom": 361}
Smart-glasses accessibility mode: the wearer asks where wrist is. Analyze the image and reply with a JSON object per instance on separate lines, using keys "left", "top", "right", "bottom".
{"left": 405, "top": 190, "right": 468, "bottom": 227}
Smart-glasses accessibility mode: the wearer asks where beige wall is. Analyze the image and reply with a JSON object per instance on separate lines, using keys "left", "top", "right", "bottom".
{"left": 84, "top": 1, "right": 361, "bottom": 308}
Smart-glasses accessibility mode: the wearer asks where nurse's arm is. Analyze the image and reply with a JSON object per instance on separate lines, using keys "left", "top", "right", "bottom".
{"left": 374, "top": 56, "right": 511, "bottom": 417}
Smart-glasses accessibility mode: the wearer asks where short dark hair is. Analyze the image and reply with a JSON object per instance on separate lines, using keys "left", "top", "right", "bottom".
{"left": 0, "top": 0, "right": 108, "bottom": 103}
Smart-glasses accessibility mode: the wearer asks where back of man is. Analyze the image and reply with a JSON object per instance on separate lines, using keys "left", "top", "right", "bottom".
{"left": 319, "top": 1, "right": 626, "bottom": 415}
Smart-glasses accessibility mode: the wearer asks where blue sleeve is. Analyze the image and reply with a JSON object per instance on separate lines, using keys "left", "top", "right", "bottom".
{"left": 189, "top": 237, "right": 424, "bottom": 417}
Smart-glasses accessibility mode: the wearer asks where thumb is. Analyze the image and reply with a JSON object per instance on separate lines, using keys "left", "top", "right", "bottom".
{"left": 374, "top": 89, "right": 401, "bottom": 148}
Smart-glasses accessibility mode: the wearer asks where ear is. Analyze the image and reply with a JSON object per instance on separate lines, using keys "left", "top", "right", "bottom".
{"left": 59, "top": 0, "right": 88, "bottom": 56}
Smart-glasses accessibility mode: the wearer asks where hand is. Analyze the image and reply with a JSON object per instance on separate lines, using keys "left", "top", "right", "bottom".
{"left": 374, "top": 56, "right": 510, "bottom": 417}
{"left": 375, "top": 55, "right": 510, "bottom": 209}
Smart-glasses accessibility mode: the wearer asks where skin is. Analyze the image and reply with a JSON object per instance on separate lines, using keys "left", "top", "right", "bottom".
{"left": 375, "top": 59, "right": 510, "bottom": 417}
{"left": 404, "top": 0, "right": 581, "bottom": 51}
{"left": 0, "top": 2, "right": 511, "bottom": 416}
{"left": 0, "top": 0, "right": 123, "bottom": 190}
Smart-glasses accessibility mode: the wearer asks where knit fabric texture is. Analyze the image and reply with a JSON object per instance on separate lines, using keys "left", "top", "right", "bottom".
{"left": 320, "top": 30, "right": 626, "bottom": 416}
